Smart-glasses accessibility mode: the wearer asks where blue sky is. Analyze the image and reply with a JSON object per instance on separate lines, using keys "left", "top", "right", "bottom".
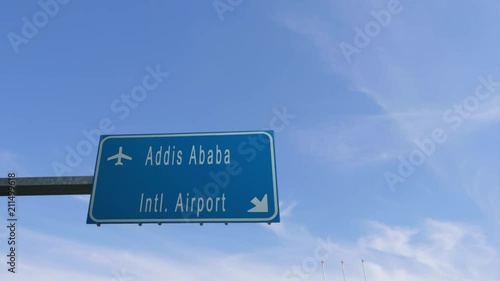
{"left": 0, "top": 0, "right": 499, "bottom": 280}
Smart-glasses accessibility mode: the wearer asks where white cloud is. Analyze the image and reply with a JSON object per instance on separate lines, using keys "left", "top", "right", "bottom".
{"left": 360, "top": 221, "right": 418, "bottom": 257}
{"left": 264, "top": 200, "right": 302, "bottom": 241}
{"left": 280, "top": 200, "right": 298, "bottom": 218}
{"left": 2, "top": 219, "right": 496, "bottom": 281}
{"left": 358, "top": 219, "right": 497, "bottom": 281}
{"left": 459, "top": 163, "right": 500, "bottom": 235}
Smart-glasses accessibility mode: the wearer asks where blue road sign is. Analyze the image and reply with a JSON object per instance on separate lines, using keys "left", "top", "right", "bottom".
{"left": 87, "top": 131, "right": 279, "bottom": 224}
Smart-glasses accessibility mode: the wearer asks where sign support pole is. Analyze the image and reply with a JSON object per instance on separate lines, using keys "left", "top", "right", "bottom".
{"left": 0, "top": 176, "right": 92, "bottom": 196}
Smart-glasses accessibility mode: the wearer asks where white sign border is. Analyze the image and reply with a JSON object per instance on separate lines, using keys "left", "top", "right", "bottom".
{"left": 88, "top": 131, "right": 279, "bottom": 224}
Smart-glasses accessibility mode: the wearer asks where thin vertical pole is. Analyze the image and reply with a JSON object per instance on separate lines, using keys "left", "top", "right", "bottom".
{"left": 321, "top": 260, "right": 326, "bottom": 281}
{"left": 341, "top": 260, "right": 346, "bottom": 281}
{"left": 361, "top": 259, "right": 367, "bottom": 281}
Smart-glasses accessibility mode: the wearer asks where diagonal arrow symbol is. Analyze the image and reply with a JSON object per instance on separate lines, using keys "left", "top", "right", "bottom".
{"left": 248, "top": 194, "right": 268, "bottom": 213}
